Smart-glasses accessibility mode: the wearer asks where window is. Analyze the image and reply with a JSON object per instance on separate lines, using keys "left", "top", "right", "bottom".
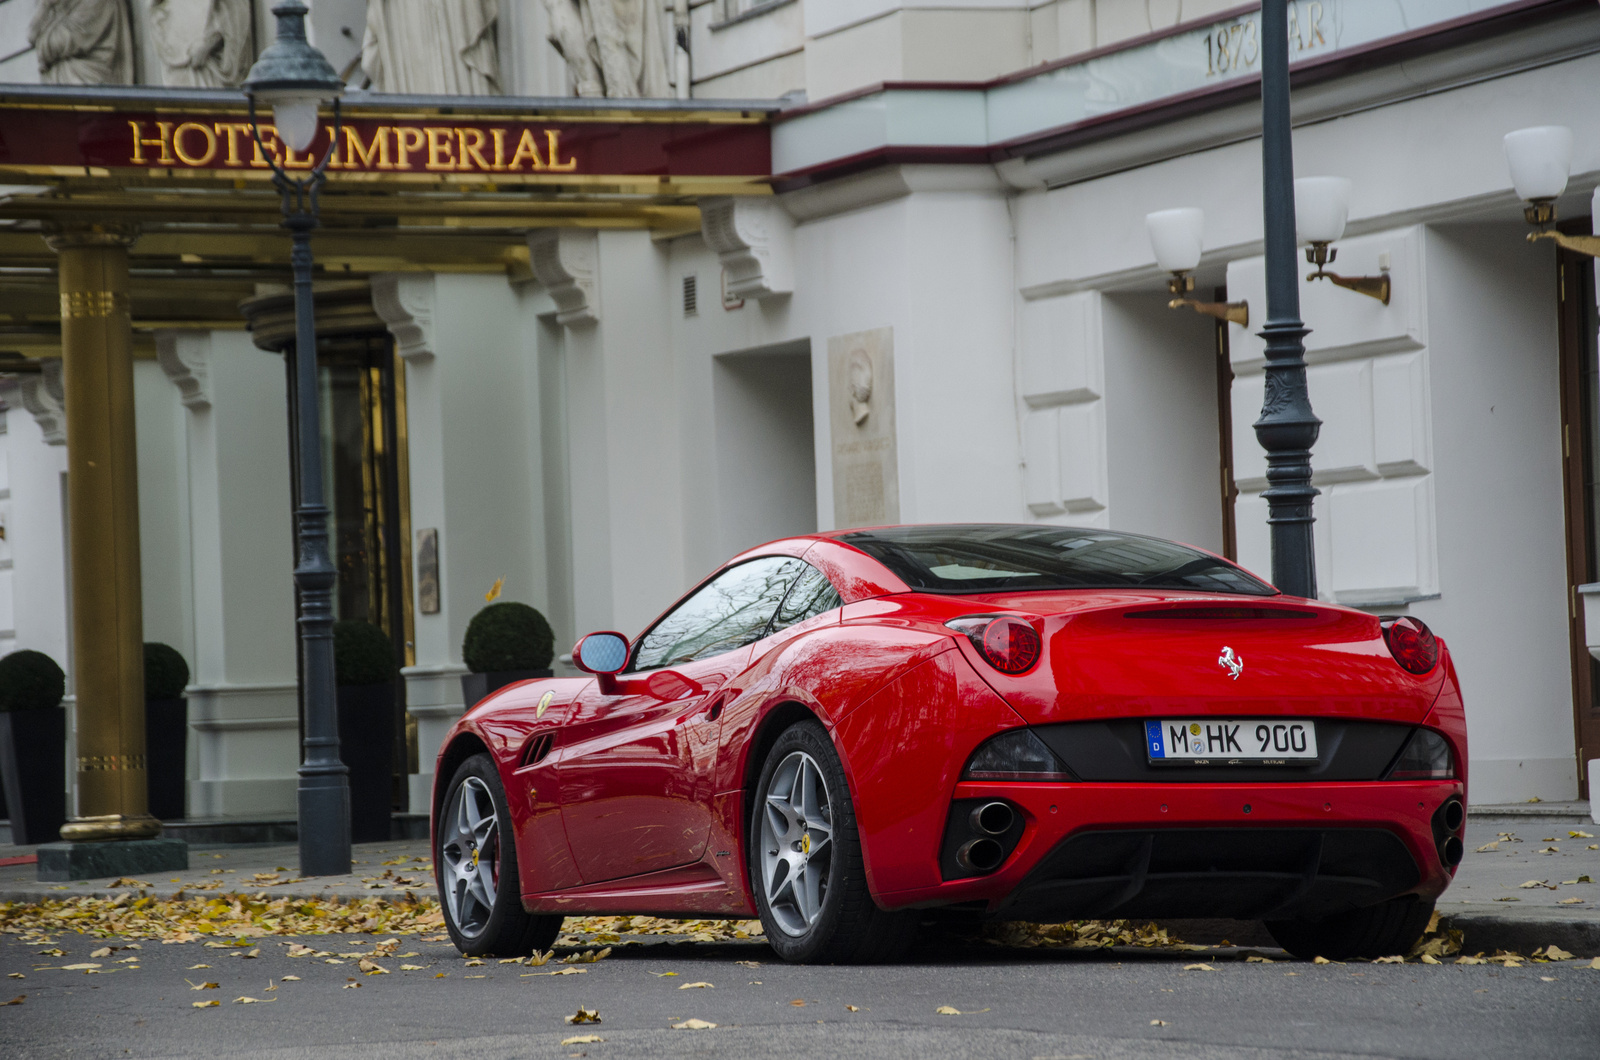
{"left": 769, "top": 562, "right": 843, "bottom": 634}
{"left": 840, "top": 524, "right": 1275, "bottom": 596}
{"left": 632, "top": 557, "right": 806, "bottom": 670}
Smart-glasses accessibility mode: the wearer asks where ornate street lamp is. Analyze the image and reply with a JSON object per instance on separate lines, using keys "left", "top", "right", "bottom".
{"left": 242, "top": 1, "right": 351, "bottom": 877}
{"left": 1253, "top": 0, "right": 1320, "bottom": 600}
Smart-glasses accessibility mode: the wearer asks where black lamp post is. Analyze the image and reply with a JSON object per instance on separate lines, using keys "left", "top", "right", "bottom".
{"left": 1253, "top": 0, "right": 1321, "bottom": 600}
{"left": 242, "top": 1, "right": 351, "bottom": 876}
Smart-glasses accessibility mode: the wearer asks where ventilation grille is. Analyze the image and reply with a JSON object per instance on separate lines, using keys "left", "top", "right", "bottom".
{"left": 519, "top": 733, "right": 555, "bottom": 769}
{"left": 682, "top": 274, "right": 698, "bottom": 316}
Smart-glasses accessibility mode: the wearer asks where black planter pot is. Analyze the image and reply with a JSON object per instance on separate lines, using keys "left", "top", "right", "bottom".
{"left": 144, "top": 697, "right": 188, "bottom": 821}
{"left": 461, "top": 669, "right": 554, "bottom": 708}
{"left": 337, "top": 683, "right": 396, "bottom": 844}
{"left": 0, "top": 709, "right": 67, "bottom": 845}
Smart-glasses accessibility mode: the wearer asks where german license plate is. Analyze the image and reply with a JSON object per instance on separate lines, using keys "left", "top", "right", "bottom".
{"left": 1145, "top": 719, "right": 1318, "bottom": 764}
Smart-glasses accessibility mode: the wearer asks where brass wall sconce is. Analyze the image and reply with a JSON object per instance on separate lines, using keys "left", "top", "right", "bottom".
{"left": 1505, "top": 126, "right": 1600, "bottom": 257}
{"left": 1146, "top": 208, "right": 1249, "bottom": 326}
{"left": 1295, "top": 176, "right": 1391, "bottom": 305}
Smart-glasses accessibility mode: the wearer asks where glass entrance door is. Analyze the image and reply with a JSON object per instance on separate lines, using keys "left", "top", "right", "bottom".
{"left": 286, "top": 328, "right": 416, "bottom": 811}
{"left": 1558, "top": 248, "right": 1600, "bottom": 799}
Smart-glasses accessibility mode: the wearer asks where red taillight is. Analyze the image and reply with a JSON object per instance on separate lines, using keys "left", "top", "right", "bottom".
{"left": 1381, "top": 616, "right": 1438, "bottom": 675}
{"left": 947, "top": 615, "right": 1041, "bottom": 675}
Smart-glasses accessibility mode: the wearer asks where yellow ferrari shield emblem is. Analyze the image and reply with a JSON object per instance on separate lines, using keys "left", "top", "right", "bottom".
{"left": 537, "top": 691, "right": 554, "bottom": 719}
{"left": 471, "top": 847, "right": 480, "bottom": 868}
{"left": 800, "top": 833, "right": 811, "bottom": 856}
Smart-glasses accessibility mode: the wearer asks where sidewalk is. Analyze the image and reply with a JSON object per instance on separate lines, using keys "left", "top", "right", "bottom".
{"left": 0, "top": 805, "right": 1594, "bottom": 957}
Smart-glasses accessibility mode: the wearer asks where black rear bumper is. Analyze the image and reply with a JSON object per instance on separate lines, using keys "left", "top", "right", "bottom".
{"left": 993, "top": 827, "right": 1421, "bottom": 922}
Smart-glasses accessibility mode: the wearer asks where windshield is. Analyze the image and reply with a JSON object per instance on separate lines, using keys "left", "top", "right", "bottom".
{"left": 839, "top": 524, "right": 1276, "bottom": 596}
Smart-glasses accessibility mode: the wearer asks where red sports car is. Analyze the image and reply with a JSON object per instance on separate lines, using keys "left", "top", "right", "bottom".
{"left": 431, "top": 524, "right": 1465, "bottom": 963}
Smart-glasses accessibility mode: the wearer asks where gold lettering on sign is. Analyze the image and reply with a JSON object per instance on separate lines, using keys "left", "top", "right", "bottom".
{"left": 425, "top": 126, "right": 455, "bottom": 170}
{"left": 342, "top": 126, "right": 393, "bottom": 169}
{"left": 171, "top": 122, "right": 217, "bottom": 166}
{"left": 128, "top": 121, "right": 176, "bottom": 165}
{"left": 547, "top": 130, "right": 577, "bottom": 172}
{"left": 125, "top": 119, "right": 584, "bottom": 174}
{"left": 507, "top": 128, "right": 544, "bottom": 170}
{"left": 216, "top": 122, "right": 252, "bottom": 166}
{"left": 394, "top": 126, "right": 425, "bottom": 170}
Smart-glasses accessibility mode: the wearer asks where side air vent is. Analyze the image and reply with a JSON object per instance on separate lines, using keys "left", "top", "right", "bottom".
{"left": 683, "top": 274, "right": 698, "bottom": 316}
{"left": 518, "top": 733, "right": 555, "bottom": 769}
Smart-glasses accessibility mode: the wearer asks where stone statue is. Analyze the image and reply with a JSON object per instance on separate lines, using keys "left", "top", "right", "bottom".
{"left": 542, "top": 0, "right": 670, "bottom": 99}
{"left": 28, "top": 0, "right": 135, "bottom": 85}
{"left": 150, "top": 0, "right": 253, "bottom": 88}
{"left": 362, "top": 0, "right": 501, "bottom": 95}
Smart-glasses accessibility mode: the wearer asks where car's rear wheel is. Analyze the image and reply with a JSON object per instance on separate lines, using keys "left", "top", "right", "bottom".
{"left": 1266, "top": 896, "right": 1436, "bottom": 960}
{"left": 437, "top": 753, "right": 562, "bottom": 957}
{"left": 749, "top": 719, "right": 917, "bottom": 963}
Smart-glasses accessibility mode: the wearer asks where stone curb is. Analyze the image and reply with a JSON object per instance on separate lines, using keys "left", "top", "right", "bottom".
{"left": 1440, "top": 909, "right": 1600, "bottom": 957}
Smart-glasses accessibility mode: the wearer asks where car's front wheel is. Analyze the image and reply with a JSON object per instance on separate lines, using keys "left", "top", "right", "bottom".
{"left": 437, "top": 753, "right": 562, "bottom": 957}
{"left": 749, "top": 719, "right": 917, "bottom": 963}
{"left": 1266, "top": 896, "right": 1436, "bottom": 960}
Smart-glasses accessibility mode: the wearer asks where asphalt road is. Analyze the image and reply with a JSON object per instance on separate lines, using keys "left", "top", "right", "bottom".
{"left": 3, "top": 929, "right": 1595, "bottom": 1060}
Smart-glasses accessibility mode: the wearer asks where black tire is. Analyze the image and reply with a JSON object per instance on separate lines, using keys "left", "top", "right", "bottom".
{"left": 748, "top": 719, "right": 917, "bottom": 963}
{"left": 1266, "top": 896, "right": 1436, "bottom": 960}
{"left": 436, "top": 753, "right": 562, "bottom": 957}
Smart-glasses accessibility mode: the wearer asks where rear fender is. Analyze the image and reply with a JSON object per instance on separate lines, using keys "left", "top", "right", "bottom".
{"left": 833, "top": 647, "right": 1029, "bottom": 898}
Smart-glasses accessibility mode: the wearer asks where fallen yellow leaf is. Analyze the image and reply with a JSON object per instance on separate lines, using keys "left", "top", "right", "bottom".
{"left": 679, "top": 981, "right": 714, "bottom": 989}
{"left": 232, "top": 996, "right": 275, "bottom": 1004}
{"left": 280, "top": 975, "right": 301, "bottom": 982}
{"left": 1183, "top": 963, "right": 1214, "bottom": 971}
{"left": 343, "top": 982, "right": 361, "bottom": 989}
{"left": 562, "top": 1035, "right": 605, "bottom": 1045}
{"left": 60, "top": 963, "right": 101, "bottom": 971}
{"left": 400, "top": 964, "right": 426, "bottom": 971}
{"left": 90, "top": 947, "right": 113, "bottom": 958}
{"left": 187, "top": 964, "right": 211, "bottom": 970}
{"left": 652, "top": 971, "right": 679, "bottom": 977}
{"left": 7, "top": 974, "right": 23, "bottom": 980}
{"left": 192, "top": 1000, "right": 219, "bottom": 1009}
{"left": 1420, "top": 954, "right": 1441, "bottom": 965}
{"left": 566, "top": 1007, "right": 601, "bottom": 1025}
{"left": 358, "top": 959, "right": 390, "bottom": 975}
{"left": 672, "top": 1018, "right": 717, "bottom": 1030}
{"left": 1558, "top": 897, "right": 1586, "bottom": 905}
{"left": 1312, "top": 956, "right": 1331, "bottom": 964}
{"left": 1475, "top": 841, "right": 1499, "bottom": 852}
{"left": 1374, "top": 956, "right": 1406, "bottom": 964}
{"left": 2, "top": 995, "right": 23, "bottom": 1006}
{"left": 935, "top": 1005, "right": 963, "bottom": 1015}
{"left": 1151, "top": 1019, "right": 1168, "bottom": 1026}
{"left": 846, "top": 1004, "right": 860, "bottom": 1011}
{"left": 189, "top": 981, "right": 219, "bottom": 991}
{"left": 1519, "top": 880, "right": 1546, "bottom": 889}
{"left": 1570, "top": 830, "right": 1594, "bottom": 838}
{"left": 1541, "top": 945, "right": 1575, "bottom": 961}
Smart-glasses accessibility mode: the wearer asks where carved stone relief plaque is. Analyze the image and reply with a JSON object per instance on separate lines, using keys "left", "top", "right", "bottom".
{"left": 416, "top": 527, "right": 440, "bottom": 614}
{"left": 828, "top": 327, "right": 897, "bottom": 530}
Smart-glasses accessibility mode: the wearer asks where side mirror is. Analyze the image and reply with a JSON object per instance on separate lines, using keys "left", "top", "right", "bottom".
{"left": 573, "top": 631, "right": 629, "bottom": 675}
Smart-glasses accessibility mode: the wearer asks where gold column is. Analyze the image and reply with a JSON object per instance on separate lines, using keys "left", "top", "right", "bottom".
{"left": 46, "top": 224, "right": 160, "bottom": 842}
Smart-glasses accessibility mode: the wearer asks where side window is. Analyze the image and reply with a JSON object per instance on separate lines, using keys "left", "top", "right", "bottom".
{"left": 632, "top": 557, "right": 805, "bottom": 671}
{"left": 768, "top": 563, "right": 843, "bottom": 635}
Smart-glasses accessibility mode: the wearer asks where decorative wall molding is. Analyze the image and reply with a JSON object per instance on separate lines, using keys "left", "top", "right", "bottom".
{"left": 17, "top": 361, "right": 66, "bottom": 445}
{"left": 155, "top": 331, "right": 211, "bottom": 410}
{"left": 528, "top": 229, "right": 600, "bottom": 327}
{"left": 700, "top": 196, "right": 795, "bottom": 300}
{"left": 371, "top": 274, "right": 439, "bottom": 362}
{"left": 1019, "top": 292, "right": 1107, "bottom": 521}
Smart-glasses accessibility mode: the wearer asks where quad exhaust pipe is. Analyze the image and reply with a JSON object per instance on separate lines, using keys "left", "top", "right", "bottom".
{"left": 956, "top": 837, "right": 1006, "bottom": 872}
{"left": 970, "top": 801, "right": 1015, "bottom": 836}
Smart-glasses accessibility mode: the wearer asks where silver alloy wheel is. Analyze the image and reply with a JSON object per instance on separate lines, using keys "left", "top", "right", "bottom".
{"left": 760, "top": 750, "right": 834, "bottom": 937}
{"left": 441, "top": 775, "right": 500, "bottom": 938}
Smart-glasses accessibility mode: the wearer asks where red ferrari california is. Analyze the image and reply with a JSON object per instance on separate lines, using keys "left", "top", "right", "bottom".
{"left": 431, "top": 524, "right": 1466, "bottom": 963}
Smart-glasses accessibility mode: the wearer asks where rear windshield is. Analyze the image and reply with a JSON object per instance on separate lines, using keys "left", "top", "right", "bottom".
{"left": 839, "top": 524, "right": 1276, "bottom": 596}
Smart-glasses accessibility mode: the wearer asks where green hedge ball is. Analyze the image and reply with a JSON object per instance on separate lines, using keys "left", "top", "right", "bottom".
{"left": 463, "top": 602, "right": 555, "bottom": 673}
{"left": 144, "top": 642, "right": 191, "bottom": 700}
{"left": 333, "top": 620, "right": 399, "bottom": 687}
{"left": 0, "top": 649, "right": 66, "bottom": 712}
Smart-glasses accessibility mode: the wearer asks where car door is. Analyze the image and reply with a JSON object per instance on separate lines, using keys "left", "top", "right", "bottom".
{"left": 558, "top": 556, "right": 807, "bottom": 883}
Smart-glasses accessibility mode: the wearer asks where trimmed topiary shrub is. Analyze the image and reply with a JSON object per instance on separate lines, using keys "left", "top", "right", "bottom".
{"left": 0, "top": 649, "right": 66, "bottom": 712}
{"left": 463, "top": 602, "right": 555, "bottom": 673}
{"left": 334, "top": 620, "right": 398, "bottom": 687}
{"left": 144, "top": 642, "right": 190, "bottom": 700}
